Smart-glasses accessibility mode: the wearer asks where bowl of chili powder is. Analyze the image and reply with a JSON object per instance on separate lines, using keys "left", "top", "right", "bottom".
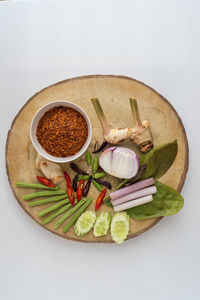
{"left": 30, "top": 101, "right": 92, "bottom": 163}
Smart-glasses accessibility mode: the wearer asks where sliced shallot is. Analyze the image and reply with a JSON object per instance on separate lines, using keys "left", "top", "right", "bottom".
{"left": 99, "top": 147, "right": 140, "bottom": 179}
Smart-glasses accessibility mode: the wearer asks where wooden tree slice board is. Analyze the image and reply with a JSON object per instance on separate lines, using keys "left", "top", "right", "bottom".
{"left": 6, "top": 75, "right": 189, "bottom": 243}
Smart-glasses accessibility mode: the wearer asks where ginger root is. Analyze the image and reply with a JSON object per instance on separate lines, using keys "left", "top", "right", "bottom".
{"left": 35, "top": 154, "right": 65, "bottom": 185}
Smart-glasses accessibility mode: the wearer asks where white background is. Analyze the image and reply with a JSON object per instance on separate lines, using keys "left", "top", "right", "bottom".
{"left": 1, "top": 1, "right": 199, "bottom": 299}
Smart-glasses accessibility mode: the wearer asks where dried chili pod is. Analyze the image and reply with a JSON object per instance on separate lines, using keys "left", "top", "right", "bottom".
{"left": 95, "top": 179, "right": 112, "bottom": 190}
{"left": 72, "top": 174, "right": 79, "bottom": 192}
{"left": 97, "top": 165, "right": 103, "bottom": 173}
{"left": 82, "top": 175, "right": 92, "bottom": 197}
{"left": 92, "top": 141, "right": 108, "bottom": 153}
{"left": 69, "top": 163, "right": 88, "bottom": 175}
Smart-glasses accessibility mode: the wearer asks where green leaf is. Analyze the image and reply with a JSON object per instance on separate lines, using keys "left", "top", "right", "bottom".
{"left": 140, "top": 140, "right": 178, "bottom": 180}
{"left": 126, "top": 181, "right": 184, "bottom": 220}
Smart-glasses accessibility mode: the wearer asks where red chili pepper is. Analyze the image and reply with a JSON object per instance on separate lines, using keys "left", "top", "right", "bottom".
{"left": 95, "top": 188, "right": 107, "bottom": 211}
{"left": 76, "top": 179, "right": 85, "bottom": 202}
{"left": 36, "top": 176, "right": 56, "bottom": 188}
{"left": 64, "top": 172, "right": 75, "bottom": 205}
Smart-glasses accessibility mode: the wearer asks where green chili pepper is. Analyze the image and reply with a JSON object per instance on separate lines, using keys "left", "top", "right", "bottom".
{"left": 93, "top": 172, "right": 106, "bottom": 179}
{"left": 92, "top": 157, "right": 99, "bottom": 173}
{"left": 78, "top": 175, "right": 90, "bottom": 181}
{"left": 92, "top": 179, "right": 104, "bottom": 191}
{"left": 85, "top": 150, "right": 92, "bottom": 166}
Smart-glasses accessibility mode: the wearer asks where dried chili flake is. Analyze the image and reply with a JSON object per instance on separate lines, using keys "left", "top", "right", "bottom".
{"left": 36, "top": 106, "right": 88, "bottom": 157}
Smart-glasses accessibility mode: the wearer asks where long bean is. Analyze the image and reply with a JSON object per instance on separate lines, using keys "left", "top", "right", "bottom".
{"left": 38, "top": 199, "right": 69, "bottom": 217}
{"left": 42, "top": 203, "right": 72, "bottom": 225}
{"left": 92, "top": 179, "right": 104, "bottom": 191}
{"left": 16, "top": 182, "right": 59, "bottom": 190}
{"left": 54, "top": 198, "right": 87, "bottom": 229}
{"left": 29, "top": 195, "right": 68, "bottom": 207}
{"left": 23, "top": 189, "right": 66, "bottom": 200}
{"left": 63, "top": 198, "right": 92, "bottom": 233}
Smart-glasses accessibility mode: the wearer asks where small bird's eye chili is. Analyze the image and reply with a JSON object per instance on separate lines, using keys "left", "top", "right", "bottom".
{"left": 36, "top": 106, "right": 88, "bottom": 157}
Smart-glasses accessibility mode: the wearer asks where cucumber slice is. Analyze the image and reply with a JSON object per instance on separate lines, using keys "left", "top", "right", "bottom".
{"left": 74, "top": 211, "right": 96, "bottom": 236}
{"left": 110, "top": 212, "right": 129, "bottom": 244}
{"left": 93, "top": 211, "right": 112, "bottom": 237}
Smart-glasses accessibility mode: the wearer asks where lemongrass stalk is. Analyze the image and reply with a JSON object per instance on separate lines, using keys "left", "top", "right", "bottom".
{"left": 111, "top": 186, "right": 157, "bottom": 206}
{"left": 129, "top": 98, "right": 142, "bottom": 129}
{"left": 114, "top": 195, "right": 153, "bottom": 212}
{"left": 129, "top": 98, "right": 153, "bottom": 153}
{"left": 110, "top": 177, "right": 155, "bottom": 200}
{"left": 91, "top": 98, "right": 132, "bottom": 144}
{"left": 91, "top": 98, "right": 111, "bottom": 136}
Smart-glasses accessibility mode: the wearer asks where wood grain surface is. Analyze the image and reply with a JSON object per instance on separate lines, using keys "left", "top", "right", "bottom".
{"left": 6, "top": 75, "right": 189, "bottom": 243}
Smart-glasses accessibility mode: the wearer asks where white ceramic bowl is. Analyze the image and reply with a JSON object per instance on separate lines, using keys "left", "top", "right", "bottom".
{"left": 30, "top": 101, "right": 92, "bottom": 163}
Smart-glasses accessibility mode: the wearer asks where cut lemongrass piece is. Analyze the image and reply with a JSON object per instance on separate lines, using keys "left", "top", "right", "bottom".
{"left": 110, "top": 212, "right": 129, "bottom": 244}
{"left": 111, "top": 186, "right": 157, "bottom": 206}
{"left": 93, "top": 211, "right": 112, "bottom": 237}
{"left": 110, "top": 177, "right": 155, "bottom": 200}
{"left": 113, "top": 195, "right": 153, "bottom": 212}
{"left": 74, "top": 211, "right": 96, "bottom": 236}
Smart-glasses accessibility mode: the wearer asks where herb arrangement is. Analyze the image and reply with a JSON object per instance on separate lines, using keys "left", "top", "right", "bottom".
{"left": 15, "top": 97, "right": 186, "bottom": 244}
